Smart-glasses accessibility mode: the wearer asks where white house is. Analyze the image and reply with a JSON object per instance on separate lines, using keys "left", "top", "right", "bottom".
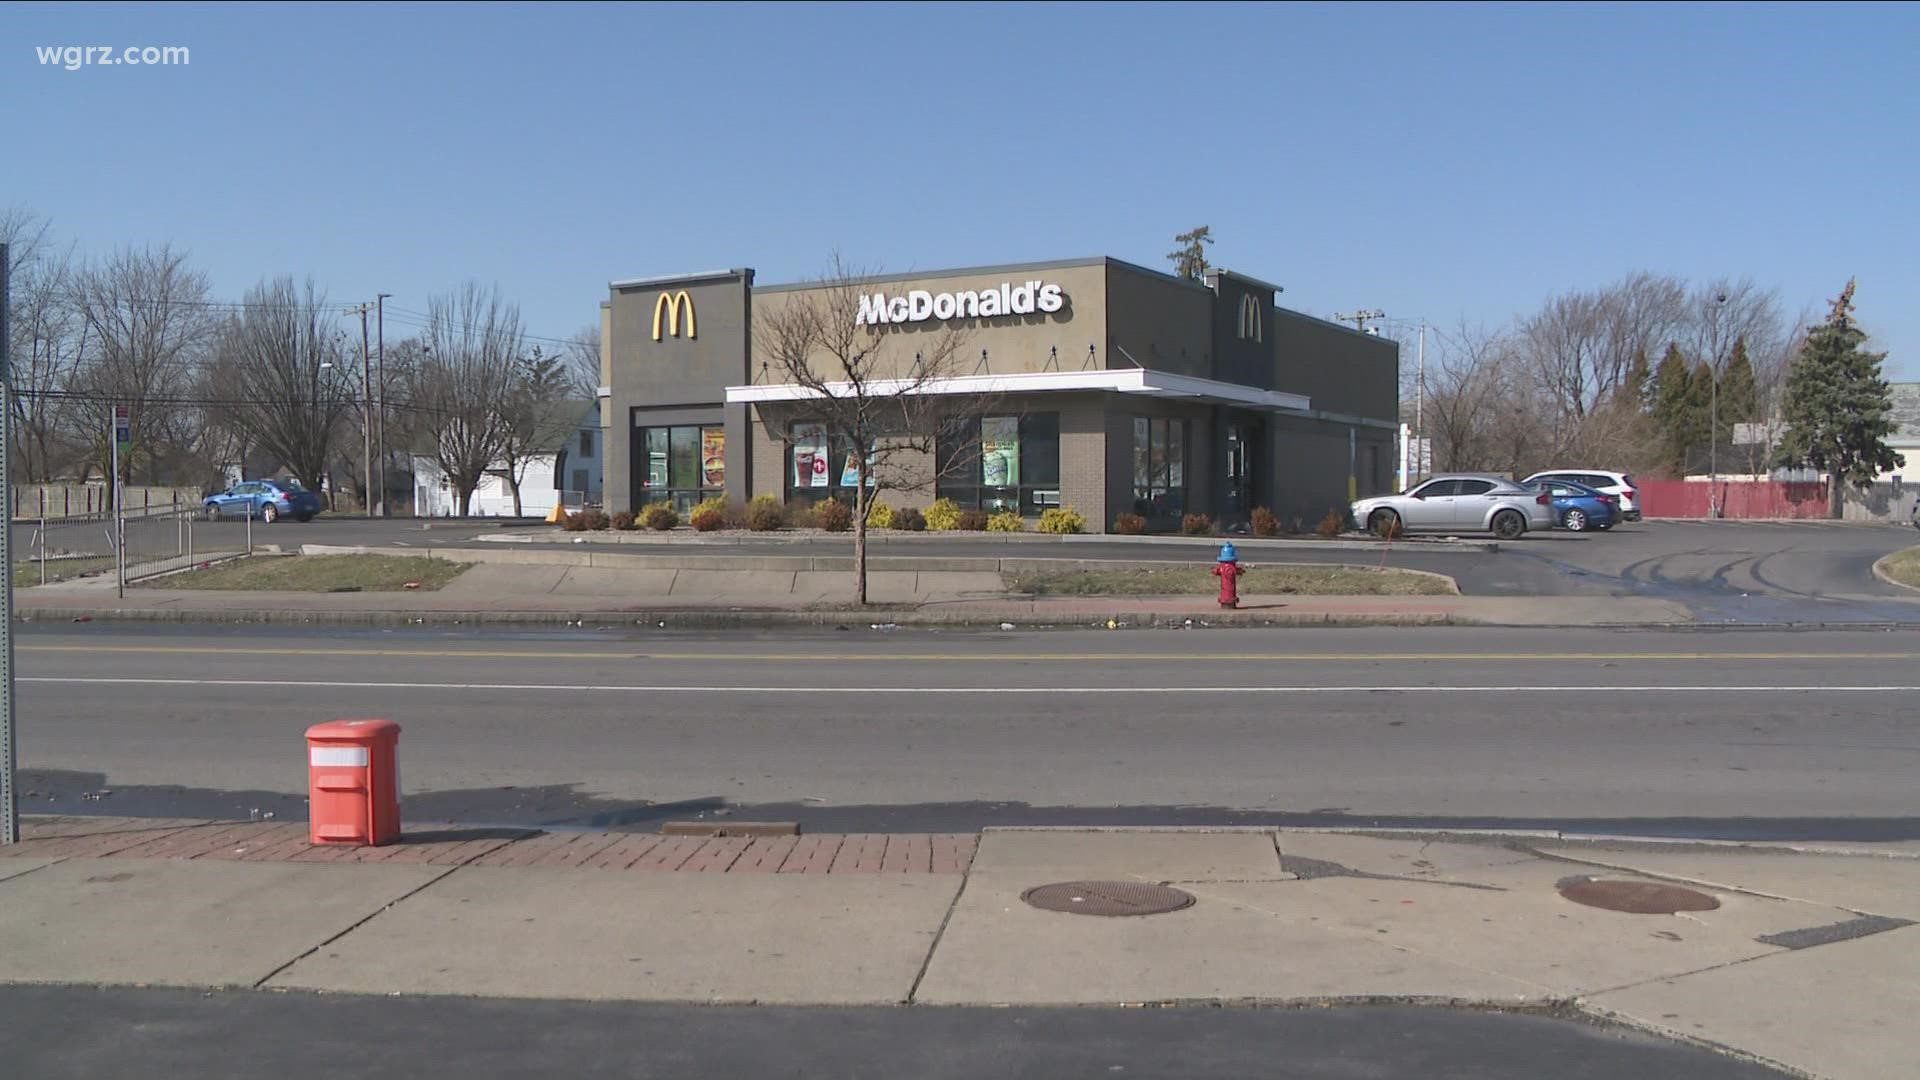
{"left": 412, "top": 402, "right": 602, "bottom": 518}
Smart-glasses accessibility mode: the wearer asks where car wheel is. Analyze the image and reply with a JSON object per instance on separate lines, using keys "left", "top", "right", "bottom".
{"left": 1492, "top": 510, "right": 1525, "bottom": 540}
{"left": 1563, "top": 509, "right": 1589, "bottom": 531}
{"left": 1368, "top": 509, "right": 1402, "bottom": 538}
{"left": 1597, "top": 523, "right": 1613, "bottom": 531}
{"left": 205, "top": 504, "right": 221, "bottom": 522}
{"left": 296, "top": 512, "right": 314, "bottom": 523}
{"left": 260, "top": 504, "right": 279, "bottom": 524}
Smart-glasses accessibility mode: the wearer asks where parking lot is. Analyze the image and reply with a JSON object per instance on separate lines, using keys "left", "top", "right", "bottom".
{"left": 1498, "top": 518, "right": 1920, "bottom": 622}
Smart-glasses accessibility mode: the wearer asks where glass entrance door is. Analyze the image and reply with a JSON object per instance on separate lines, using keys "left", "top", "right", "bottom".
{"left": 1225, "top": 422, "right": 1259, "bottom": 516}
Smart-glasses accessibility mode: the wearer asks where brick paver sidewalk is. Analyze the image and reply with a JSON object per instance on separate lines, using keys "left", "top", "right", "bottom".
{"left": 1, "top": 817, "right": 976, "bottom": 875}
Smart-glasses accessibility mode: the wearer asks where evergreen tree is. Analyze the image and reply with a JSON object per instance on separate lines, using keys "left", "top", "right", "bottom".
{"left": 1716, "top": 336, "right": 1759, "bottom": 443}
{"left": 1685, "top": 361, "right": 1716, "bottom": 469}
{"left": 1613, "top": 346, "right": 1652, "bottom": 413}
{"left": 1649, "top": 343, "right": 1700, "bottom": 474}
{"left": 1773, "top": 279, "right": 1901, "bottom": 517}
{"left": 1166, "top": 226, "right": 1214, "bottom": 280}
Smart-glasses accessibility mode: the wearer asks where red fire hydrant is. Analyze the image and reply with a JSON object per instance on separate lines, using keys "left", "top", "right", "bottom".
{"left": 1212, "top": 543, "right": 1244, "bottom": 608}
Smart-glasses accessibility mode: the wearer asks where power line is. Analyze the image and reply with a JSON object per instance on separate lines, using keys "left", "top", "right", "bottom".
{"left": 8, "top": 387, "right": 469, "bottom": 421}
{"left": 74, "top": 296, "right": 368, "bottom": 313}
{"left": 378, "top": 308, "right": 582, "bottom": 349}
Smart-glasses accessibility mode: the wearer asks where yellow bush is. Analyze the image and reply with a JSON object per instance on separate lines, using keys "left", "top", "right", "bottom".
{"left": 986, "top": 510, "right": 1025, "bottom": 533}
{"left": 1037, "top": 506, "right": 1086, "bottom": 534}
{"left": 865, "top": 498, "right": 894, "bottom": 529}
{"left": 924, "top": 497, "right": 962, "bottom": 531}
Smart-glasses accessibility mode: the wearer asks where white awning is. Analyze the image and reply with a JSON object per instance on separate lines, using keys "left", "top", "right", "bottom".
{"left": 725, "top": 367, "right": 1315, "bottom": 413}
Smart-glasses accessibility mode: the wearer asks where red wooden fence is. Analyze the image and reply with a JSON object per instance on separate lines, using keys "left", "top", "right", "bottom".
{"left": 1634, "top": 479, "right": 1830, "bottom": 519}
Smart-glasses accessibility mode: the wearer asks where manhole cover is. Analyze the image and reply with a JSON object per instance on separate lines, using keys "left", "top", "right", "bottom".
{"left": 1021, "top": 880, "right": 1196, "bottom": 917}
{"left": 1559, "top": 878, "right": 1721, "bottom": 914}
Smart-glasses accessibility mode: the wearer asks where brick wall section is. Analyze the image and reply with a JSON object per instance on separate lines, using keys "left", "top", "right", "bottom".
{"left": 1056, "top": 394, "right": 1107, "bottom": 529}
{"left": 5, "top": 818, "right": 978, "bottom": 875}
{"left": 749, "top": 404, "right": 785, "bottom": 505}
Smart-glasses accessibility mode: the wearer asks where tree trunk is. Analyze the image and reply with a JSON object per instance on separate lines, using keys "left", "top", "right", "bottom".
{"left": 1828, "top": 472, "right": 1842, "bottom": 520}
{"left": 507, "top": 474, "right": 523, "bottom": 517}
{"left": 457, "top": 482, "right": 474, "bottom": 518}
{"left": 853, "top": 465, "right": 869, "bottom": 606}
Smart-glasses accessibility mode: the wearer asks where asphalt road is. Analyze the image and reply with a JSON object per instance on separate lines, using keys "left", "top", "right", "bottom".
{"left": 0, "top": 986, "right": 1785, "bottom": 1080}
{"left": 15, "top": 623, "right": 1920, "bottom": 839}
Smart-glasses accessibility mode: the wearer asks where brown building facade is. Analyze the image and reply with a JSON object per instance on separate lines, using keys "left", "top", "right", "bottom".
{"left": 600, "top": 257, "right": 1397, "bottom": 532}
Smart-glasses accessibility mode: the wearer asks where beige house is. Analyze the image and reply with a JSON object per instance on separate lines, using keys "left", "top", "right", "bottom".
{"left": 598, "top": 257, "right": 1398, "bottom": 532}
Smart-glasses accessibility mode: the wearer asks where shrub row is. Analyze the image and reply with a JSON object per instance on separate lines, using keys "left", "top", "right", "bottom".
{"left": 559, "top": 500, "right": 1104, "bottom": 535}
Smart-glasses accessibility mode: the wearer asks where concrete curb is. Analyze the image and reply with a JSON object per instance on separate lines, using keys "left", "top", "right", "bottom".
{"left": 1871, "top": 546, "right": 1920, "bottom": 594}
{"left": 984, "top": 825, "right": 1920, "bottom": 857}
{"left": 478, "top": 530, "right": 1504, "bottom": 554}
{"left": 15, "top": 605, "right": 1487, "bottom": 630}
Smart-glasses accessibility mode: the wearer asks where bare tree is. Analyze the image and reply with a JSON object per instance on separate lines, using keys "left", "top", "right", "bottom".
{"left": 754, "top": 257, "right": 978, "bottom": 605}
{"left": 406, "top": 284, "right": 523, "bottom": 516}
{"left": 1423, "top": 322, "right": 1515, "bottom": 473}
{"left": 69, "top": 245, "right": 213, "bottom": 485}
{"left": 494, "top": 345, "right": 575, "bottom": 517}
{"left": 204, "top": 277, "right": 354, "bottom": 492}
{"left": 564, "top": 324, "right": 602, "bottom": 400}
{"left": 1518, "top": 272, "right": 1685, "bottom": 438}
{"left": 1, "top": 209, "right": 85, "bottom": 482}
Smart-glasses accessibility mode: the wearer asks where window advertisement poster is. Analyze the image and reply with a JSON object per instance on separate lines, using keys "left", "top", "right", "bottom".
{"left": 982, "top": 416, "right": 1020, "bottom": 488}
{"left": 793, "top": 423, "right": 829, "bottom": 488}
{"left": 839, "top": 450, "right": 877, "bottom": 488}
{"left": 701, "top": 428, "right": 726, "bottom": 488}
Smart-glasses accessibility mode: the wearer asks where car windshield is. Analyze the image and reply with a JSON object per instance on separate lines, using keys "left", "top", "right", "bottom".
{"left": 277, "top": 479, "right": 305, "bottom": 491}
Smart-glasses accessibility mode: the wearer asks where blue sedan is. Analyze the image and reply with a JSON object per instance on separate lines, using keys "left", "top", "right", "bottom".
{"left": 203, "top": 479, "right": 323, "bottom": 523}
{"left": 1523, "top": 479, "right": 1618, "bottom": 532}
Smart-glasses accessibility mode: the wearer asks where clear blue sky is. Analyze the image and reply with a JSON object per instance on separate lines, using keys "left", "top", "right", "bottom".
{"left": 6, "top": 2, "right": 1917, "bottom": 373}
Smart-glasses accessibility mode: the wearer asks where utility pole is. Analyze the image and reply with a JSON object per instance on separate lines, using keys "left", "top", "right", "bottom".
{"left": 376, "top": 293, "right": 390, "bottom": 517}
{"left": 349, "top": 302, "right": 374, "bottom": 517}
{"left": 1332, "top": 309, "right": 1385, "bottom": 334}
{"left": 0, "top": 243, "right": 16, "bottom": 844}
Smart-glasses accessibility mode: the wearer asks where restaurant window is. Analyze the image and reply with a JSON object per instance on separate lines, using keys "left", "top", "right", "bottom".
{"left": 1132, "top": 416, "right": 1186, "bottom": 516}
{"left": 636, "top": 424, "right": 724, "bottom": 512}
{"left": 785, "top": 422, "right": 879, "bottom": 506}
{"left": 935, "top": 413, "right": 1061, "bottom": 514}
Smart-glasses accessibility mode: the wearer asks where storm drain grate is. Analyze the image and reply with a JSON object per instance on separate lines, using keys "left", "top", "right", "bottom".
{"left": 1558, "top": 878, "right": 1721, "bottom": 915}
{"left": 1021, "top": 880, "right": 1196, "bottom": 917}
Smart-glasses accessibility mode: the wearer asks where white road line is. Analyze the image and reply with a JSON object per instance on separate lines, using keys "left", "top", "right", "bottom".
{"left": 16, "top": 677, "right": 1920, "bottom": 694}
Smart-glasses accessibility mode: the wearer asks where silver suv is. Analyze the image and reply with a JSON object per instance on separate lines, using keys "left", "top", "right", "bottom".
{"left": 1352, "top": 474, "right": 1555, "bottom": 539}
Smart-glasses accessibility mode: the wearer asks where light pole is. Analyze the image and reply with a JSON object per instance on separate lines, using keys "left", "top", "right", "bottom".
{"left": 1710, "top": 293, "right": 1727, "bottom": 518}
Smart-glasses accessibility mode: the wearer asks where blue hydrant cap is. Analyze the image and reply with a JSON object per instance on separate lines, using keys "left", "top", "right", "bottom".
{"left": 1218, "top": 543, "right": 1238, "bottom": 563}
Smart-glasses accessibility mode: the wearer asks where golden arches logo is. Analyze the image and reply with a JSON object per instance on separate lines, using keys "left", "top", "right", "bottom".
{"left": 652, "top": 290, "right": 696, "bottom": 341}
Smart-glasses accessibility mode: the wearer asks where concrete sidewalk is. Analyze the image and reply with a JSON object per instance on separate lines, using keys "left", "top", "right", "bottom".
{"left": 18, "top": 560, "right": 1692, "bottom": 628}
{"left": 2, "top": 817, "right": 1914, "bottom": 1078}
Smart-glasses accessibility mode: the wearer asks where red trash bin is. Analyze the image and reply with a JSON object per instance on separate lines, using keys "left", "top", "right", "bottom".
{"left": 306, "top": 719, "right": 402, "bottom": 846}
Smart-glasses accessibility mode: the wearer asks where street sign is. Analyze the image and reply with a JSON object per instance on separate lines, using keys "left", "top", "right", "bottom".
{"left": 113, "top": 405, "right": 131, "bottom": 452}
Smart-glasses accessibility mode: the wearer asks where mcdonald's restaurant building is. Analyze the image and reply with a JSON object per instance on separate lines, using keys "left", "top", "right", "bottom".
{"left": 597, "top": 257, "right": 1398, "bottom": 533}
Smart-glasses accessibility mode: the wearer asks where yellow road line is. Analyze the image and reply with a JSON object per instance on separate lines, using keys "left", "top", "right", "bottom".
{"left": 18, "top": 644, "right": 1919, "bottom": 663}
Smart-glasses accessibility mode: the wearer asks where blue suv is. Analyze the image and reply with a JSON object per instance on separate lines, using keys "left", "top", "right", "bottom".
{"left": 203, "top": 480, "right": 323, "bottom": 523}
